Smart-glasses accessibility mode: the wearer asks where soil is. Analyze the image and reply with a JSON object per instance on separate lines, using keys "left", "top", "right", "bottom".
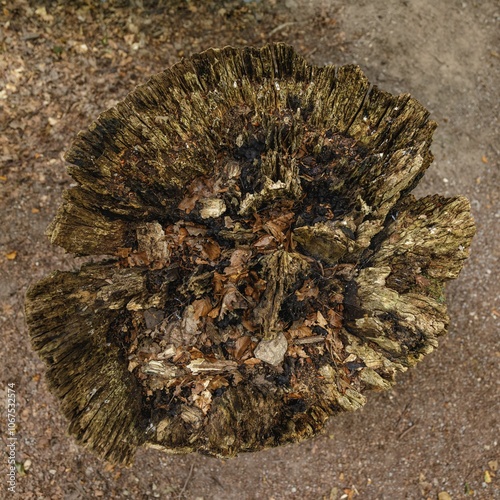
{"left": 1, "top": 1, "right": 498, "bottom": 499}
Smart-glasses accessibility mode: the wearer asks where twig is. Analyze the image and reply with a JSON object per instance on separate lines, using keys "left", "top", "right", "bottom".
{"left": 487, "top": 143, "right": 500, "bottom": 157}
{"left": 294, "top": 335, "right": 326, "bottom": 345}
{"left": 394, "top": 402, "right": 411, "bottom": 430}
{"left": 398, "top": 422, "right": 418, "bottom": 440}
{"left": 269, "top": 21, "right": 305, "bottom": 37}
{"left": 305, "top": 47, "right": 318, "bottom": 58}
{"left": 177, "top": 462, "right": 195, "bottom": 499}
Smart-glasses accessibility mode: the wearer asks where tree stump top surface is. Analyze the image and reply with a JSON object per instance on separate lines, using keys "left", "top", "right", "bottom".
{"left": 25, "top": 44, "right": 475, "bottom": 465}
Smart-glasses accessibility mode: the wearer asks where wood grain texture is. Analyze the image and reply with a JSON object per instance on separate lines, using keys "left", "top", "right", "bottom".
{"left": 25, "top": 44, "right": 475, "bottom": 464}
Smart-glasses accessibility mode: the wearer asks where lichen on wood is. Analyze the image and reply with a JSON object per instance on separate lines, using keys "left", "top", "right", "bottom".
{"left": 25, "top": 43, "right": 475, "bottom": 465}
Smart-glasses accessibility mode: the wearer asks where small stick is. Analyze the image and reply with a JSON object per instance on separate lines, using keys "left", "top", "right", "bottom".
{"left": 398, "top": 422, "right": 418, "bottom": 440}
{"left": 269, "top": 21, "right": 305, "bottom": 36}
{"left": 177, "top": 462, "right": 195, "bottom": 499}
{"left": 294, "top": 335, "right": 326, "bottom": 345}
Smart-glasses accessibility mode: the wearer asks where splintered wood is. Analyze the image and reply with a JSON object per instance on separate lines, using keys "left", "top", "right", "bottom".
{"left": 25, "top": 44, "right": 475, "bottom": 465}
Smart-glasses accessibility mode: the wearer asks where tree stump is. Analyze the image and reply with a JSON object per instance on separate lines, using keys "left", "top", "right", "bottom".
{"left": 25, "top": 44, "right": 475, "bottom": 465}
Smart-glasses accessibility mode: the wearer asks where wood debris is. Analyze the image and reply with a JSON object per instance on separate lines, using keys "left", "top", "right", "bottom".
{"left": 25, "top": 44, "right": 475, "bottom": 464}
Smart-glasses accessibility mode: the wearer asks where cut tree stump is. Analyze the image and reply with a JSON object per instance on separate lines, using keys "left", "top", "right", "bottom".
{"left": 25, "top": 44, "right": 475, "bottom": 465}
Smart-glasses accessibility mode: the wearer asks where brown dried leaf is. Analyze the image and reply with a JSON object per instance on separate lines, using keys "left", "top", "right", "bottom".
{"left": 127, "top": 251, "right": 150, "bottom": 267}
{"left": 192, "top": 297, "right": 213, "bottom": 320}
{"left": 232, "top": 371, "right": 244, "bottom": 385}
{"left": 325, "top": 331, "right": 344, "bottom": 359}
{"left": 184, "top": 223, "right": 208, "bottom": 236}
{"left": 284, "top": 392, "right": 304, "bottom": 401}
{"left": 243, "top": 357, "right": 261, "bottom": 366}
{"left": 128, "top": 359, "right": 140, "bottom": 372}
{"left": 295, "top": 279, "right": 319, "bottom": 301}
{"left": 316, "top": 310, "right": 328, "bottom": 328}
{"left": 252, "top": 212, "right": 264, "bottom": 232}
{"left": 234, "top": 335, "right": 252, "bottom": 359}
{"left": 224, "top": 216, "right": 235, "bottom": 228}
{"left": 224, "top": 248, "right": 253, "bottom": 276}
{"left": 304, "top": 312, "right": 319, "bottom": 327}
{"left": 189, "top": 347, "right": 205, "bottom": 360}
{"left": 116, "top": 247, "right": 132, "bottom": 258}
{"left": 287, "top": 345, "right": 309, "bottom": 358}
{"left": 264, "top": 212, "right": 295, "bottom": 242}
{"left": 207, "top": 375, "right": 229, "bottom": 391}
{"left": 178, "top": 195, "right": 200, "bottom": 213}
{"left": 219, "top": 285, "right": 248, "bottom": 318}
{"left": 241, "top": 318, "right": 257, "bottom": 332}
{"left": 289, "top": 325, "right": 314, "bottom": 339}
{"left": 173, "top": 347, "right": 191, "bottom": 364}
{"left": 327, "top": 309, "right": 343, "bottom": 329}
{"left": 264, "top": 221, "right": 285, "bottom": 242}
{"left": 202, "top": 239, "right": 221, "bottom": 261}
{"left": 178, "top": 177, "right": 214, "bottom": 213}
{"left": 207, "top": 306, "right": 220, "bottom": 319}
{"left": 253, "top": 233, "right": 276, "bottom": 248}
{"left": 178, "top": 227, "right": 189, "bottom": 245}
{"left": 212, "top": 272, "right": 227, "bottom": 294}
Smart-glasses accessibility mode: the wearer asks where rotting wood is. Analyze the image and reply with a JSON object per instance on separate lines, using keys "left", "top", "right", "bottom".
{"left": 25, "top": 43, "right": 475, "bottom": 465}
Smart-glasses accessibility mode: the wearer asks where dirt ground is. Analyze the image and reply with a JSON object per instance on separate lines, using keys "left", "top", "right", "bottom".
{"left": 1, "top": 0, "right": 499, "bottom": 499}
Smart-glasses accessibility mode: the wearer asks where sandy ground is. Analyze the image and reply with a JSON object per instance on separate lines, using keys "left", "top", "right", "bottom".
{"left": 1, "top": 0, "right": 499, "bottom": 498}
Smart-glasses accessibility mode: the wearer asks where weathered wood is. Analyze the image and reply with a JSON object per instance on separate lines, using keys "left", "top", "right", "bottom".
{"left": 25, "top": 43, "right": 475, "bottom": 464}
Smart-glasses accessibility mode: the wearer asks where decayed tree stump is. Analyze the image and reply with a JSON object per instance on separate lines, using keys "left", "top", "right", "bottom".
{"left": 25, "top": 44, "right": 475, "bottom": 465}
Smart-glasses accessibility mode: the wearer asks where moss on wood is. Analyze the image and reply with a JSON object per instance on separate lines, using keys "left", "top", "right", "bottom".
{"left": 25, "top": 44, "right": 475, "bottom": 464}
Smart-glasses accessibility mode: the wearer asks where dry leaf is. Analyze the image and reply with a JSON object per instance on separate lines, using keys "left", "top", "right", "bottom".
{"left": 207, "top": 375, "right": 229, "bottom": 391}
{"left": 116, "top": 247, "right": 132, "bottom": 258}
{"left": 202, "top": 239, "right": 221, "bottom": 261}
{"left": 287, "top": 345, "right": 309, "bottom": 358}
{"left": 316, "top": 310, "right": 328, "bottom": 328}
{"left": 234, "top": 336, "right": 252, "bottom": 359}
{"left": 178, "top": 177, "right": 212, "bottom": 213}
{"left": 224, "top": 248, "right": 252, "bottom": 276}
{"left": 189, "top": 347, "right": 205, "bottom": 360}
{"left": 6, "top": 251, "right": 17, "bottom": 260}
{"left": 219, "top": 285, "right": 248, "bottom": 318}
{"left": 212, "top": 272, "right": 227, "bottom": 294}
{"left": 241, "top": 318, "right": 257, "bottom": 332}
{"left": 184, "top": 223, "right": 208, "bottom": 237}
{"left": 264, "top": 212, "right": 295, "bottom": 242}
{"left": 253, "top": 233, "right": 276, "bottom": 248}
{"left": 295, "top": 279, "right": 319, "bottom": 301}
{"left": 231, "top": 371, "right": 244, "bottom": 385}
{"left": 177, "top": 227, "right": 189, "bottom": 245}
{"left": 243, "top": 357, "right": 261, "bottom": 366}
{"left": 289, "top": 325, "right": 314, "bottom": 339}
{"left": 327, "top": 309, "right": 343, "bottom": 329}
{"left": 192, "top": 297, "right": 213, "bottom": 320}
{"left": 207, "top": 306, "right": 221, "bottom": 319}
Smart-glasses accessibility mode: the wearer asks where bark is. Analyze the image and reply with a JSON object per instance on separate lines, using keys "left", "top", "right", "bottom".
{"left": 25, "top": 43, "right": 475, "bottom": 464}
